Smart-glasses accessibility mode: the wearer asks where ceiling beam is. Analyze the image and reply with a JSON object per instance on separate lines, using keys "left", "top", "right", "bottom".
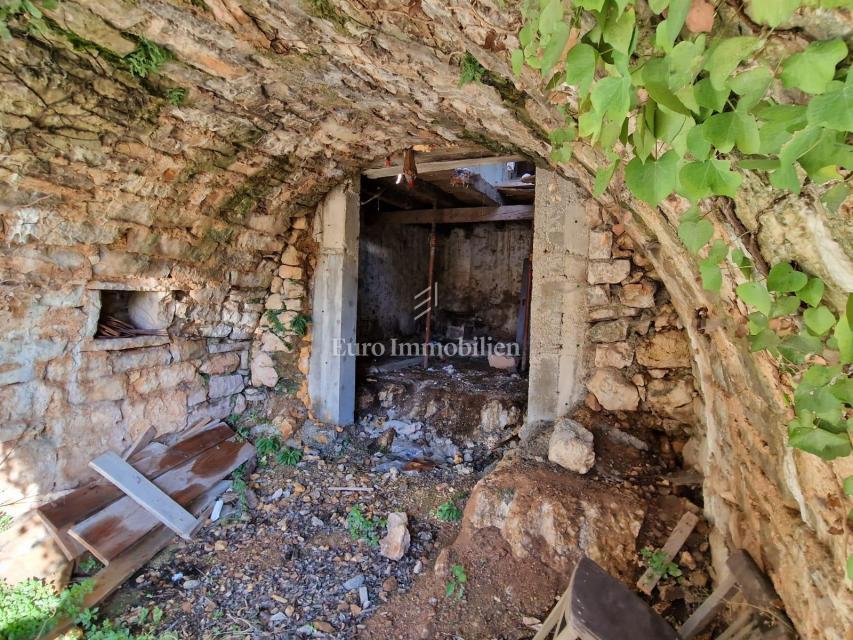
{"left": 384, "top": 205, "right": 533, "bottom": 224}
{"left": 363, "top": 154, "right": 525, "bottom": 179}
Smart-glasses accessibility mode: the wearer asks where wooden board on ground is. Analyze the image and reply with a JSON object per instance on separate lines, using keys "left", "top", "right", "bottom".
{"left": 44, "top": 480, "right": 230, "bottom": 640}
{"left": 37, "top": 422, "right": 232, "bottom": 560}
{"left": 69, "top": 439, "right": 253, "bottom": 564}
{"left": 637, "top": 511, "right": 699, "bottom": 595}
{"left": 89, "top": 451, "right": 198, "bottom": 539}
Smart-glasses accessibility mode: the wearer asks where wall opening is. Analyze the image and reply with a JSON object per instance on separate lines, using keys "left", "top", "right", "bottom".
{"left": 355, "top": 153, "right": 535, "bottom": 452}
{"left": 95, "top": 289, "right": 176, "bottom": 339}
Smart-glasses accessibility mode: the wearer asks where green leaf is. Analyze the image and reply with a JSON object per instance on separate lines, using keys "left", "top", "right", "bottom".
{"left": 789, "top": 424, "right": 852, "bottom": 460}
{"left": 807, "top": 80, "right": 853, "bottom": 132}
{"left": 781, "top": 39, "right": 848, "bottom": 95}
{"left": 771, "top": 295, "right": 801, "bottom": 318}
{"left": 706, "top": 239, "right": 729, "bottom": 265}
{"left": 835, "top": 312, "right": 852, "bottom": 364}
{"left": 746, "top": 0, "right": 801, "bottom": 27}
{"left": 633, "top": 101, "right": 657, "bottom": 161}
{"left": 748, "top": 311, "right": 769, "bottom": 335}
{"left": 648, "top": 0, "right": 669, "bottom": 14}
{"left": 749, "top": 327, "right": 780, "bottom": 352}
{"left": 736, "top": 282, "right": 773, "bottom": 316}
{"left": 779, "top": 334, "right": 823, "bottom": 363}
{"left": 575, "top": 0, "right": 606, "bottom": 10}
{"left": 767, "top": 262, "right": 808, "bottom": 293}
{"left": 511, "top": 49, "right": 524, "bottom": 76}
{"left": 728, "top": 66, "right": 773, "bottom": 111}
{"left": 678, "top": 210, "right": 713, "bottom": 254}
{"left": 603, "top": 6, "right": 636, "bottom": 56}
{"left": 846, "top": 476, "right": 853, "bottom": 497}
{"left": 565, "top": 43, "right": 597, "bottom": 97}
{"left": 593, "top": 158, "right": 619, "bottom": 196}
{"left": 541, "top": 21, "right": 571, "bottom": 75}
{"left": 797, "top": 277, "right": 825, "bottom": 307}
{"left": 0, "top": 22, "right": 10, "bottom": 41}
{"left": 539, "top": 0, "right": 564, "bottom": 36}
{"left": 703, "top": 37, "right": 760, "bottom": 91}
{"left": 679, "top": 158, "right": 743, "bottom": 200}
{"left": 848, "top": 554, "right": 853, "bottom": 582}
{"left": 668, "top": 36, "right": 706, "bottom": 91}
{"left": 821, "top": 183, "right": 850, "bottom": 213}
{"left": 654, "top": 0, "right": 690, "bottom": 53}
{"left": 731, "top": 248, "right": 753, "bottom": 277}
{"left": 700, "top": 262, "right": 722, "bottom": 292}
{"left": 625, "top": 150, "right": 679, "bottom": 206}
{"left": 702, "top": 111, "right": 760, "bottom": 154}
{"left": 769, "top": 163, "right": 802, "bottom": 194}
{"left": 686, "top": 125, "right": 711, "bottom": 160}
{"left": 693, "top": 78, "right": 730, "bottom": 113}
{"left": 655, "top": 106, "right": 694, "bottom": 156}
{"left": 591, "top": 75, "right": 632, "bottom": 121}
{"left": 803, "top": 305, "right": 836, "bottom": 335}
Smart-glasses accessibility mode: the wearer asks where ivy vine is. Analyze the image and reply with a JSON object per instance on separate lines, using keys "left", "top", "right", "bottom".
{"left": 510, "top": 0, "right": 851, "bottom": 574}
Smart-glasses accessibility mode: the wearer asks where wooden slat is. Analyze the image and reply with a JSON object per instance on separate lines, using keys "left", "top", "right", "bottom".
{"left": 37, "top": 422, "right": 232, "bottom": 559}
{"left": 363, "top": 154, "right": 524, "bottom": 179}
{"left": 69, "top": 440, "right": 254, "bottom": 564}
{"left": 89, "top": 452, "right": 198, "bottom": 539}
{"left": 679, "top": 568, "right": 738, "bottom": 639}
{"left": 122, "top": 426, "right": 155, "bottom": 460}
{"left": 637, "top": 511, "right": 700, "bottom": 595}
{"left": 44, "top": 480, "right": 230, "bottom": 640}
{"left": 385, "top": 204, "right": 533, "bottom": 225}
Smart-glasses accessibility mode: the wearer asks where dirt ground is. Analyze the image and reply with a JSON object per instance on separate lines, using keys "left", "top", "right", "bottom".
{"left": 89, "top": 406, "right": 719, "bottom": 640}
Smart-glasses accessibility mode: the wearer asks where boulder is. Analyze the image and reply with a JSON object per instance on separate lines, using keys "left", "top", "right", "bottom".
{"left": 548, "top": 418, "right": 595, "bottom": 474}
{"left": 586, "top": 367, "right": 639, "bottom": 411}
{"left": 250, "top": 351, "right": 278, "bottom": 387}
{"left": 379, "top": 512, "right": 410, "bottom": 561}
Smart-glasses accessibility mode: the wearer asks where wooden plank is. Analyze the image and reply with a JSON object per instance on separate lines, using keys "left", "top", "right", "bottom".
{"left": 69, "top": 439, "right": 253, "bottom": 564}
{"left": 89, "top": 452, "right": 198, "bottom": 539}
{"left": 44, "top": 480, "right": 230, "bottom": 640}
{"left": 363, "top": 154, "right": 524, "bottom": 179}
{"left": 637, "top": 511, "right": 699, "bottom": 595}
{"left": 385, "top": 204, "right": 533, "bottom": 225}
{"left": 37, "top": 422, "right": 232, "bottom": 560}
{"left": 678, "top": 568, "right": 738, "bottom": 639}
{"left": 122, "top": 426, "right": 156, "bottom": 460}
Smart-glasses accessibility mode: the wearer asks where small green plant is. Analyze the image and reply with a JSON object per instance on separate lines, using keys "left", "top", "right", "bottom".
{"left": 255, "top": 435, "right": 282, "bottom": 465}
{"left": 346, "top": 505, "right": 385, "bottom": 547}
{"left": 0, "top": 576, "right": 93, "bottom": 640}
{"left": 77, "top": 555, "right": 102, "bottom": 575}
{"left": 123, "top": 38, "right": 170, "bottom": 78}
{"left": 0, "top": 0, "right": 56, "bottom": 40}
{"left": 445, "top": 564, "right": 468, "bottom": 600}
{"left": 458, "top": 52, "right": 486, "bottom": 86}
{"left": 640, "top": 547, "right": 683, "bottom": 580}
{"left": 230, "top": 465, "right": 249, "bottom": 512}
{"left": 266, "top": 309, "right": 287, "bottom": 336}
{"left": 434, "top": 499, "right": 463, "bottom": 523}
{"left": 276, "top": 447, "right": 303, "bottom": 467}
{"left": 0, "top": 511, "right": 12, "bottom": 532}
{"left": 289, "top": 314, "right": 311, "bottom": 336}
{"left": 164, "top": 87, "right": 187, "bottom": 105}
{"left": 133, "top": 605, "right": 163, "bottom": 626}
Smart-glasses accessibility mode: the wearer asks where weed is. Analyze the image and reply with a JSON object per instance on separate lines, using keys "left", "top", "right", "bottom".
{"left": 445, "top": 564, "right": 468, "bottom": 600}
{"left": 434, "top": 499, "right": 463, "bottom": 523}
{"left": 256, "top": 436, "right": 283, "bottom": 466}
{"left": 164, "top": 87, "right": 187, "bottom": 105}
{"left": 266, "top": 309, "right": 287, "bottom": 336}
{"left": 230, "top": 465, "right": 249, "bottom": 512}
{"left": 211, "top": 609, "right": 224, "bottom": 620}
{"left": 458, "top": 52, "right": 486, "bottom": 86}
{"left": 275, "top": 378, "right": 298, "bottom": 395}
{"left": 346, "top": 505, "right": 385, "bottom": 547}
{"left": 77, "top": 555, "right": 102, "bottom": 575}
{"left": 123, "top": 38, "right": 170, "bottom": 78}
{"left": 0, "top": 577, "right": 93, "bottom": 640}
{"left": 640, "top": 547, "right": 683, "bottom": 580}
{"left": 289, "top": 314, "right": 311, "bottom": 336}
{"left": 276, "top": 447, "right": 303, "bottom": 466}
{"left": 0, "top": 511, "right": 12, "bottom": 532}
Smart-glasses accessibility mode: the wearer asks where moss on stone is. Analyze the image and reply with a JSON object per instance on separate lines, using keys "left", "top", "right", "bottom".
{"left": 304, "top": 0, "right": 346, "bottom": 29}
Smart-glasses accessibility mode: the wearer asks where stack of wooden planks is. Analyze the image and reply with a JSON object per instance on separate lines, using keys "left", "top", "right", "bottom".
{"left": 36, "top": 419, "right": 254, "bottom": 637}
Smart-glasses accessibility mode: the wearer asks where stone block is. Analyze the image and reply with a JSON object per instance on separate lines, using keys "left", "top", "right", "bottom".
{"left": 282, "top": 281, "right": 305, "bottom": 298}
{"left": 284, "top": 298, "right": 303, "bottom": 311}
{"left": 281, "top": 245, "right": 301, "bottom": 266}
{"left": 588, "top": 231, "right": 612, "bottom": 260}
{"left": 128, "top": 361, "right": 196, "bottom": 395}
{"left": 636, "top": 330, "right": 691, "bottom": 368}
{"left": 548, "top": 418, "right": 595, "bottom": 474}
{"left": 587, "top": 260, "right": 631, "bottom": 284}
{"left": 589, "top": 305, "right": 640, "bottom": 321}
{"left": 68, "top": 374, "right": 127, "bottom": 405}
{"left": 46, "top": 352, "right": 112, "bottom": 382}
{"left": 199, "top": 352, "right": 240, "bottom": 375}
{"left": 588, "top": 319, "right": 629, "bottom": 343}
{"left": 207, "top": 373, "right": 245, "bottom": 398}
{"left": 279, "top": 265, "right": 304, "bottom": 280}
{"left": 594, "top": 342, "right": 633, "bottom": 369}
{"left": 618, "top": 281, "right": 656, "bottom": 308}
{"left": 251, "top": 351, "right": 278, "bottom": 387}
{"left": 586, "top": 367, "right": 639, "bottom": 411}
{"left": 586, "top": 285, "right": 610, "bottom": 307}
{"left": 110, "top": 345, "right": 172, "bottom": 373}
{"left": 265, "top": 293, "right": 283, "bottom": 310}
{"left": 645, "top": 377, "right": 695, "bottom": 422}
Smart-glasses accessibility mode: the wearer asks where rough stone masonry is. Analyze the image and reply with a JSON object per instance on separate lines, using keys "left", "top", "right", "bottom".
{"left": 0, "top": 2, "right": 851, "bottom": 638}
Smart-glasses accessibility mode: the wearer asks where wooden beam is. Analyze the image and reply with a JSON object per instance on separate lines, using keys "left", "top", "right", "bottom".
{"left": 637, "top": 511, "right": 699, "bottom": 595}
{"left": 386, "top": 204, "right": 533, "bottom": 225}
{"left": 363, "top": 154, "right": 524, "bottom": 179}
{"left": 89, "top": 452, "right": 198, "bottom": 539}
